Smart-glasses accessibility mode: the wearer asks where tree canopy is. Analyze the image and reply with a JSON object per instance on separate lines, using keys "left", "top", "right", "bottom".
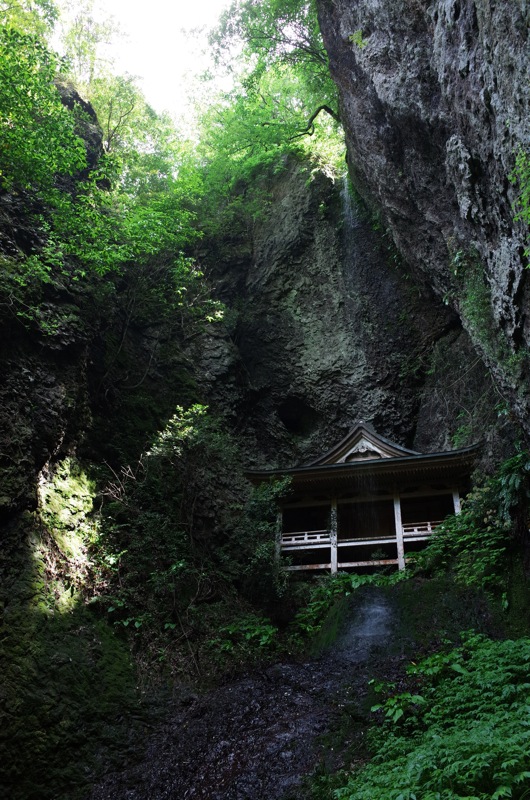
{"left": 0, "top": 0, "right": 57, "bottom": 35}
{"left": 0, "top": 0, "right": 344, "bottom": 327}
{"left": 0, "top": 26, "right": 85, "bottom": 191}
{"left": 206, "top": 0, "right": 342, "bottom": 174}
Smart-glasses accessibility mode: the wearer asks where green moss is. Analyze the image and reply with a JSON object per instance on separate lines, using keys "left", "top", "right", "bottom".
{"left": 40, "top": 459, "right": 95, "bottom": 518}
{"left": 0, "top": 603, "right": 140, "bottom": 799}
{"left": 387, "top": 576, "right": 502, "bottom": 651}
{"left": 0, "top": 465, "right": 145, "bottom": 799}
{"left": 34, "top": 458, "right": 99, "bottom": 611}
{"left": 450, "top": 245, "right": 530, "bottom": 385}
{"left": 307, "top": 595, "right": 352, "bottom": 657}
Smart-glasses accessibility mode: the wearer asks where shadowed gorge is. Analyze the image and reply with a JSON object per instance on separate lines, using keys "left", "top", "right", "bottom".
{"left": 1, "top": 1, "right": 530, "bottom": 798}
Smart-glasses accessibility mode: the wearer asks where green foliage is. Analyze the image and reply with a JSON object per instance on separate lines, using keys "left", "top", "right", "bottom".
{"left": 200, "top": 66, "right": 342, "bottom": 187}
{"left": 0, "top": 0, "right": 219, "bottom": 360}
{"left": 208, "top": 613, "right": 279, "bottom": 663}
{"left": 89, "top": 73, "right": 143, "bottom": 154}
{"left": 41, "top": 165, "right": 202, "bottom": 277}
{"left": 348, "top": 30, "right": 368, "bottom": 49}
{"left": 460, "top": 261, "right": 495, "bottom": 348}
{"left": 370, "top": 685, "right": 426, "bottom": 724}
{"left": 510, "top": 148, "right": 530, "bottom": 258}
{"left": 0, "top": 26, "right": 86, "bottom": 190}
{"left": 417, "top": 487, "right": 510, "bottom": 590}
{"left": 0, "top": 0, "right": 344, "bottom": 348}
{"left": 416, "top": 450, "right": 530, "bottom": 592}
{"left": 0, "top": 20, "right": 217, "bottom": 357}
{"left": 59, "top": 0, "right": 120, "bottom": 85}
{"left": 0, "top": 0, "right": 58, "bottom": 35}
{"left": 57, "top": 0, "right": 206, "bottom": 249}
{"left": 197, "top": 106, "right": 342, "bottom": 262}
{"left": 450, "top": 248, "right": 496, "bottom": 351}
{"left": 32, "top": 81, "right": 202, "bottom": 278}
{"left": 92, "top": 406, "right": 287, "bottom": 680}
{"left": 334, "top": 634, "right": 530, "bottom": 800}
{"left": 447, "top": 245, "right": 528, "bottom": 381}
{"left": 212, "top": 0, "right": 332, "bottom": 93}
{"left": 199, "top": 0, "right": 344, "bottom": 232}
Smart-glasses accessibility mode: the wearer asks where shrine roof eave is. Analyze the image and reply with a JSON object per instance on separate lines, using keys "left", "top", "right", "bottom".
{"left": 246, "top": 443, "right": 480, "bottom": 486}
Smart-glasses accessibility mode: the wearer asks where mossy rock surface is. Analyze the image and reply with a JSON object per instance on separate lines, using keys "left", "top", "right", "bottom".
{"left": 0, "top": 468, "right": 144, "bottom": 800}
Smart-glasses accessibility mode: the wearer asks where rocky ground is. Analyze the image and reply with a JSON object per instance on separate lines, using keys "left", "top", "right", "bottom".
{"left": 88, "top": 591, "right": 395, "bottom": 800}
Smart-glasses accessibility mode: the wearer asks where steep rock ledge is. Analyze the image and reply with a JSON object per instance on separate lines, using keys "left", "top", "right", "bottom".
{"left": 317, "top": 0, "right": 530, "bottom": 436}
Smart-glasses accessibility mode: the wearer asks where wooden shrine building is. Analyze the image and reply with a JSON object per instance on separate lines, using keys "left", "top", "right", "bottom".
{"left": 248, "top": 423, "right": 478, "bottom": 573}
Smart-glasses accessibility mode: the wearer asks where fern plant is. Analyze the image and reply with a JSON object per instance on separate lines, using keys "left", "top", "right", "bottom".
{"left": 335, "top": 634, "right": 530, "bottom": 800}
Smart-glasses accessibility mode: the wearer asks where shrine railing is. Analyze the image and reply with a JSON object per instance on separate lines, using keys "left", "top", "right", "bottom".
{"left": 280, "top": 520, "right": 443, "bottom": 572}
{"left": 280, "top": 530, "right": 330, "bottom": 548}
{"left": 402, "top": 520, "right": 442, "bottom": 538}
{"left": 280, "top": 521, "right": 442, "bottom": 551}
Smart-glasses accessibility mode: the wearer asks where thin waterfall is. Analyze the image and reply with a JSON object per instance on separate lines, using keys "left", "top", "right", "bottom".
{"left": 341, "top": 172, "right": 356, "bottom": 232}
{"left": 338, "top": 172, "right": 369, "bottom": 347}
{"left": 333, "top": 590, "right": 393, "bottom": 662}
{"left": 340, "top": 173, "right": 364, "bottom": 274}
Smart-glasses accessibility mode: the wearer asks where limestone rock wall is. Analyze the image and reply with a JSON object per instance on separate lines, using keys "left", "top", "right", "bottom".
{"left": 196, "top": 160, "right": 500, "bottom": 466}
{"left": 317, "top": 0, "right": 530, "bottom": 436}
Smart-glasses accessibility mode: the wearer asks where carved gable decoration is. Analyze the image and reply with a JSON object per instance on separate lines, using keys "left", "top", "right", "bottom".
{"left": 342, "top": 438, "right": 386, "bottom": 461}
{"left": 308, "top": 423, "right": 419, "bottom": 467}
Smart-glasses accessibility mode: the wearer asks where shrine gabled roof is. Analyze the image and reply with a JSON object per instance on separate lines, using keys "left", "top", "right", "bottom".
{"left": 306, "top": 422, "right": 419, "bottom": 465}
{"left": 246, "top": 423, "right": 480, "bottom": 487}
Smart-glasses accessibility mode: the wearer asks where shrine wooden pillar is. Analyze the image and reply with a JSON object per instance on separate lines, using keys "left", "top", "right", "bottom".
{"left": 330, "top": 498, "right": 338, "bottom": 574}
{"left": 275, "top": 510, "right": 283, "bottom": 562}
{"left": 452, "top": 489, "right": 461, "bottom": 515}
{"left": 393, "top": 494, "right": 405, "bottom": 570}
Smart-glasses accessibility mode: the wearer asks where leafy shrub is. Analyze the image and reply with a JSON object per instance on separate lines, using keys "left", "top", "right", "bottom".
{"left": 91, "top": 405, "right": 288, "bottom": 680}
{"left": 208, "top": 613, "right": 279, "bottom": 662}
{"left": 511, "top": 148, "right": 530, "bottom": 257}
{"left": 0, "top": 27, "right": 86, "bottom": 191}
{"left": 415, "top": 450, "right": 530, "bottom": 592}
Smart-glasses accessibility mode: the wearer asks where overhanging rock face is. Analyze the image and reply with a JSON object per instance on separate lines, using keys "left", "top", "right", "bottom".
{"left": 248, "top": 423, "right": 479, "bottom": 573}
{"left": 317, "top": 0, "right": 530, "bottom": 436}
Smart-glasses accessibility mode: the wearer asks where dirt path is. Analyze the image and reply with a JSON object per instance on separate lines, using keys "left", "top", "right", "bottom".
{"left": 89, "top": 590, "right": 394, "bottom": 800}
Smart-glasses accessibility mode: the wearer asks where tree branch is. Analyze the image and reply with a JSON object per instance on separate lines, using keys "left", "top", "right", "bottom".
{"left": 289, "top": 105, "right": 339, "bottom": 140}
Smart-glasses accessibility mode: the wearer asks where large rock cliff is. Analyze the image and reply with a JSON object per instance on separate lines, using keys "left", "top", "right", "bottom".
{"left": 317, "top": 0, "right": 530, "bottom": 436}
{"left": 196, "top": 159, "right": 502, "bottom": 465}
